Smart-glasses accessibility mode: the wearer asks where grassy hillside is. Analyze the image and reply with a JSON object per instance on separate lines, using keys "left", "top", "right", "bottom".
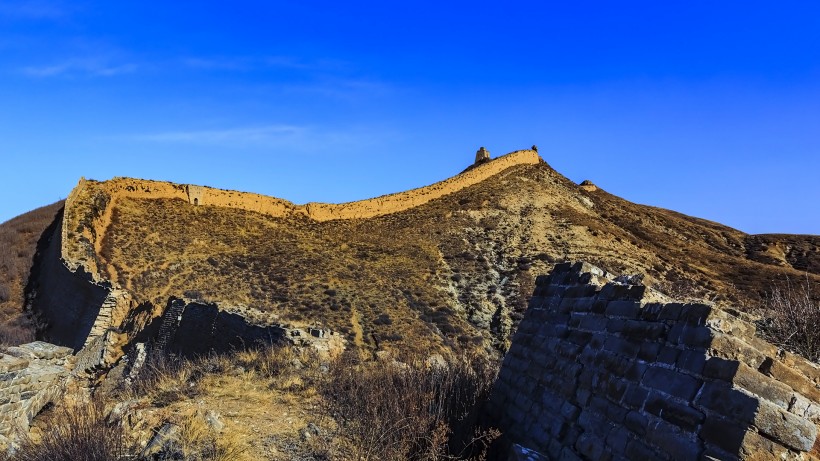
{"left": 0, "top": 201, "right": 63, "bottom": 344}
{"left": 78, "top": 161, "right": 819, "bottom": 356}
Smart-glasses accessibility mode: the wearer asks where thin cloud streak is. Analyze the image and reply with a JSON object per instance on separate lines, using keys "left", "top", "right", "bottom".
{"left": 19, "top": 58, "right": 137, "bottom": 77}
{"left": 181, "top": 55, "right": 350, "bottom": 73}
{"left": 123, "top": 124, "right": 395, "bottom": 151}
{"left": 0, "top": 0, "right": 69, "bottom": 20}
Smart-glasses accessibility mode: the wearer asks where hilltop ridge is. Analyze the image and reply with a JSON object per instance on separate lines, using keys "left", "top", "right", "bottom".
{"left": 0, "top": 146, "right": 814, "bottom": 372}
{"left": 61, "top": 149, "right": 541, "bottom": 280}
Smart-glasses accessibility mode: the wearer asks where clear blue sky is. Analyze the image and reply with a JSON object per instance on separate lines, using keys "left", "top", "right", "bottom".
{"left": 1, "top": 1, "right": 818, "bottom": 234}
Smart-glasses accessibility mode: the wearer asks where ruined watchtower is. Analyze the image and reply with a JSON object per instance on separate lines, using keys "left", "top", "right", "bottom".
{"left": 475, "top": 147, "right": 490, "bottom": 164}
{"left": 186, "top": 185, "right": 204, "bottom": 206}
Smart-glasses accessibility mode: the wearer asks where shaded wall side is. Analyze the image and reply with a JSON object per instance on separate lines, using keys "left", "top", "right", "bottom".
{"left": 31, "top": 219, "right": 109, "bottom": 351}
{"left": 488, "top": 262, "right": 820, "bottom": 460}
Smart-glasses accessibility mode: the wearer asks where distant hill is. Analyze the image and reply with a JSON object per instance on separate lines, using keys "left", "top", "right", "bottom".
{"left": 3, "top": 150, "right": 818, "bottom": 358}
{"left": 0, "top": 201, "right": 63, "bottom": 344}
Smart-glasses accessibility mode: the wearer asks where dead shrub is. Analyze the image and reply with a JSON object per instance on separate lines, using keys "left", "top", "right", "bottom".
{"left": 12, "top": 400, "right": 130, "bottom": 461}
{"left": 320, "top": 353, "right": 499, "bottom": 460}
{"left": 758, "top": 275, "right": 820, "bottom": 363}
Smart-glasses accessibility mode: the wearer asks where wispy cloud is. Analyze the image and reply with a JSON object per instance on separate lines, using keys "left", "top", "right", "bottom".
{"left": 123, "top": 124, "right": 394, "bottom": 151}
{"left": 181, "top": 55, "right": 349, "bottom": 73}
{"left": 19, "top": 58, "right": 137, "bottom": 78}
{"left": 0, "top": 0, "right": 69, "bottom": 20}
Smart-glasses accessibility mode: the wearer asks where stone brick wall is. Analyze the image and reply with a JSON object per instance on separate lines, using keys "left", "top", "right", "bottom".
{"left": 488, "top": 262, "right": 820, "bottom": 460}
{"left": 0, "top": 342, "right": 74, "bottom": 449}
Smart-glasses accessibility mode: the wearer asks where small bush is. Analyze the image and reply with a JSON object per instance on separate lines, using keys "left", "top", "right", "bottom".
{"left": 320, "top": 353, "right": 498, "bottom": 460}
{"left": 759, "top": 275, "right": 820, "bottom": 363}
{"left": 13, "top": 400, "right": 129, "bottom": 461}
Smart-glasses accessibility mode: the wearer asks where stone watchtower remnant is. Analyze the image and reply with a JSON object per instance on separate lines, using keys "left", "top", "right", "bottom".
{"left": 475, "top": 146, "right": 490, "bottom": 164}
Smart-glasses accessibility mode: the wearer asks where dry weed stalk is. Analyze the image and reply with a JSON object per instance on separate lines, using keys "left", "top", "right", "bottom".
{"left": 760, "top": 274, "right": 820, "bottom": 363}
{"left": 321, "top": 352, "right": 499, "bottom": 460}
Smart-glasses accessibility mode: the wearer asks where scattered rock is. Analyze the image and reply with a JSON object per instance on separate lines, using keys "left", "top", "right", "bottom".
{"left": 204, "top": 409, "right": 224, "bottom": 432}
{"left": 141, "top": 422, "right": 181, "bottom": 458}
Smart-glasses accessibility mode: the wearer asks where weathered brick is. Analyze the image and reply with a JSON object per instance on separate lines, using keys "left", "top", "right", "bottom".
{"left": 657, "top": 346, "right": 680, "bottom": 365}
{"left": 676, "top": 326, "right": 712, "bottom": 348}
{"left": 640, "top": 303, "right": 664, "bottom": 321}
{"left": 624, "top": 410, "right": 649, "bottom": 436}
{"left": 644, "top": 391, "right": 704, "bottom": 431}
{"left": 760, "top": 357, "right": 820, "bottom": 404}
{"left": 622, "top": 383, "right": 649, "bottom": 410}
{"left": 678, "top": 303, "right": 712, "bottom": 325}
{"left": 559, "top": 446, "right": 584, "bottom": 461}
{"left": 701, "top": 446, "right": 740, "bottom": 461}
{"left": 560, "top": 401, "right": 581, "bottom": 422}
{"left": 566, "top": 330, "right": 593, "bottom": 347}
{"left": 694, "top": 382, "right": 758, "bottom": 423}
{"left": 645, "top": 417, "right": 702, "bottom": 461}
{"left": 606, "top": 300, "right": 641, "bottom": 318}
{"left": 658, "top": 303, "right": 684, "bottom": 321}
{"left": 606, "top": 318, "right": 626, "bottom": 334}
{"left": 606, "top": 378, "right": 629, "bottom": 403}
{"left": 753, "top": 398, "right": 817, "bottom": 452}
{"left": 638, "top": 342, "right": 661, "bottom": 361}
{"left": 578, "top": 314, "right": 608, "bottom": 332}
{"left": 603, "top": 336, "right": 640, "bottom": 358}
{"left": 625, "top": 439, "right": 661, "bottom": 460}
{"left": 702, "top": 357, "right": 739, "bottom": 381}
{"left": 642, "top": 367, "right": 702, "bottom": 400}
{"left": 618, "top": 320, "right": 668, "bottom": 341}
{"left": 676, "top": 350, "right": 706, "bottom": 376}
{"left": 577, "top": 408, "right": 613, "bottom": 437}
{"left": 590, "top": 299, "right": 609, "bottom": 314}
{"left": 605, "top": 426, "right": 631, "bottom": 454}
{"left": 732, "top": 362, "right": 793, "bottom": 409}
{"left": 699, "top": 415, "right": 746, "bottom": 454}
{"left": 575, "top": 433, "right": 611, "bottom": 461}
{"left": 708, "top": 333, "right": 768, "bottom": 369}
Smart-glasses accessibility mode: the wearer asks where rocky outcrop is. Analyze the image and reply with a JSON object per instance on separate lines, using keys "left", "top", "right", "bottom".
{"left": 489, "top": 262, "right": 820, "bottom": 460}
{"left": 0, "top": 342, "right": 74, "bottom": 449}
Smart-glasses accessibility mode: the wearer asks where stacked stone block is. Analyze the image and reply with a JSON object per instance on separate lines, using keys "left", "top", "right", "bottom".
{"left": 489, "top": 262, "right": 820, "bottom": 460}
{"left": 0, "top": 341, "right": 74, "bottom": 448}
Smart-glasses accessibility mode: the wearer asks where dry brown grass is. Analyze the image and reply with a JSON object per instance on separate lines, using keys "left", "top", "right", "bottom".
{"left": 320, "top": 352, "right": 499, "bottom": 460}
{"left": 11, "top": 399, "right": 129, "bottom": 461}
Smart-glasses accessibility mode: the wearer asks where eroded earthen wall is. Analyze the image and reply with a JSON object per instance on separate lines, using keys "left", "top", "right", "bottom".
{"left": 489, "top": 262, "right": 820, "bottom": 461}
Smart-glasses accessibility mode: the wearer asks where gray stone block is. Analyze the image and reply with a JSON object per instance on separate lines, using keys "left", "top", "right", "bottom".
{"left": 624, "top": 410, "right": 649, "bottom": 436}
{"left": 676, "top": 350, "right": 706, "bottom": 376}
{"left": 678, "top": 303, "right": 712, "bottom": 326}
{"left": 644, "top": 391, "right": 704, "bottom": 431}
{"left": 753, "top": 398, "right": 817, "bottom": 452}
{"left": 606, "top": 300, "right": 641, "bottom": 318}
{"left": 642, "top": 367, "right": 702, "bottom": 400}
{"left": 699, "top": 415, "right": 747, "bottom": 454}
{"left": 694, "top": 382, "right": 758, "bottom": 423}
{"left": 622, "top": 383, "right": 649, "bottom": 410}
{"left": 575, "top": 432, "right": 610, "bottom": 461}
{"left": 603, "top": 336, "right": 640, "bottom": 359}
{"left": 645, "top": 417, "right": 702, "bottom": 461}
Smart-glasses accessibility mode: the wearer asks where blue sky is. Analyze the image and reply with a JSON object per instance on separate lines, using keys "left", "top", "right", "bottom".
{"left": 0, "top": 1, "right": 818, "bottom": 234}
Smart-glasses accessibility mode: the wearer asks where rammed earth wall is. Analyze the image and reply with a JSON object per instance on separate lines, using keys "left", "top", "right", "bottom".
{"left": 489, "top": 262, "right": 820, "bottom": 461}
